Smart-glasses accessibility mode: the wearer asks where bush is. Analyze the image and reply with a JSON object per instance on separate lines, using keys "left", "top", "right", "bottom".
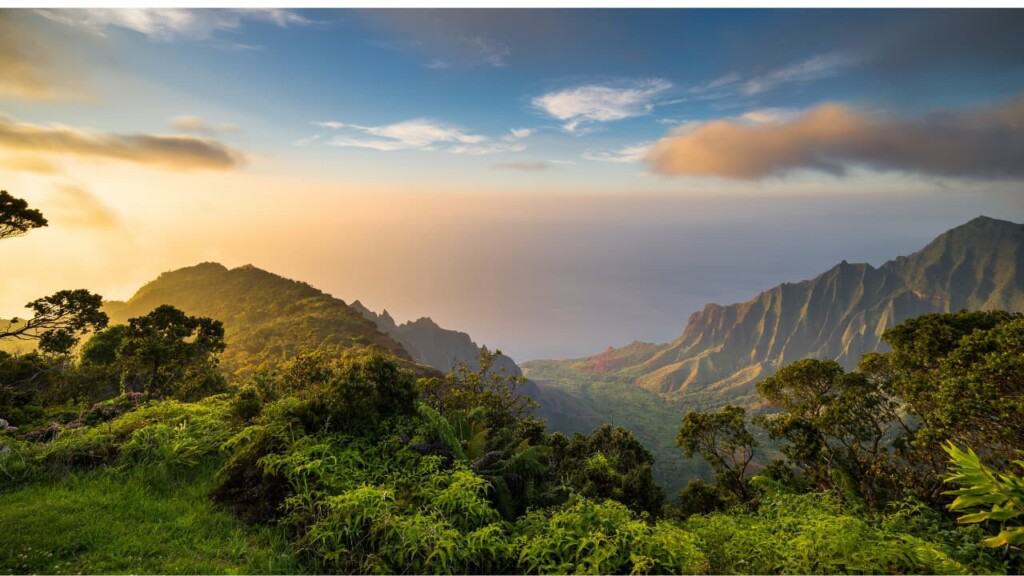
{"left": 675, "top": 479, "right": 728, "bottom": 518}
{"left": 685, "top": 491, "right": 981, "bottom": 574}
{"left": 514, "top": 498, "right": 708, "bottom": 574}
{"left": 4, "top": 395, "right": 237, "bottom": 484}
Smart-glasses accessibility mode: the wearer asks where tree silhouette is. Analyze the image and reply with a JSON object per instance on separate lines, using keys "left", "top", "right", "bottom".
{"left": 0, "top": 190, "right": 47, "bottom": 240}
{"left": 0, "top": 289, "right": 108, "bottom": 354}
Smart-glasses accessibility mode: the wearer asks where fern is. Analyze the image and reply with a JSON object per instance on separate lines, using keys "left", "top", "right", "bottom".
{"left": 943, "top": 441, "right": 1024, "bottom": 549}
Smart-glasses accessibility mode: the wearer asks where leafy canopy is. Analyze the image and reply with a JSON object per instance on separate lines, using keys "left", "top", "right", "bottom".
{"left": 0, "top": 190, "right": 47, "bottom": 240}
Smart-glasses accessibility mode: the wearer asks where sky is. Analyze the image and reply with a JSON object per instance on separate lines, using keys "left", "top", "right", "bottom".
{"left": 1, "top": 8, "right": 1024, "bottom": 360}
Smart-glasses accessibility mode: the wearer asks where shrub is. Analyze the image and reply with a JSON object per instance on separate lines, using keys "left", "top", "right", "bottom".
{"left": 514, "top": 498, "right": 708, "bottom": 574}
{"left": 685, "top": 491, "right": 979, "bottom": 574}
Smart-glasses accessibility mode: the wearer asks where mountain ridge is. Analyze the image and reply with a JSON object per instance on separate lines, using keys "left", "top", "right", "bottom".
{"left": 526, "top": 216, "right": 1024, "bottom": 407}
{"left": 104, "top": 262, "right": 412, "bottom": 377}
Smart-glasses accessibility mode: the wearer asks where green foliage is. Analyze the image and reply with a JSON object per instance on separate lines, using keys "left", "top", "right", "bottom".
{"left": 858, "top": 311, "right": 1024, "bottom": 500}
{"left": 7, "top": 307, "right": 1024, "bottom": 574}
{"left": 678, "top": 405, "right": 756, "bottom": 501}
{"left": 102, "top": 262, "right": 410, "bottom": 379}
{"left": 419, "top": 347, "right": 536, "bottom": 433}
{"left": 673, "top": 479, "right": 728, "bottom": 518}
{"left": 551, "top": 424, "right": 665, "bottom": 516}
{"left": 118, "top": 305, "right": 226, "bottom": 399}
{"left": 944, "top": 442, "right": 1024, "bottom": 552}
{"left": 756, "top": 358, "right": 906, "bottom": 504}
{"left": 0, "top": 395, "right": 237, "bottom": 484}
{"left": 685, "top": 490, "right": 982, "bottom": 574}
{"left": 0, "top": 351, "right": 51, "bottom": 426}
{"left": 317, "top": 348, "right": 418, "bottom": 430}
{"left": 514, "top": 498, "right": 708, "bottom": 575}
{"left": 521, "top": 358, "right": 713, "bottom": 498}
{"left": 79, "top": 325, "right": 127, "bottom": 367}
{"left": 301, "top": 470, "right": 512, "bottom": 574}
{"left": 1, "top": 289, "right": 108, "bottom": 355}
{"left": 0, "top": 463, "right": 297, "bottom": 574}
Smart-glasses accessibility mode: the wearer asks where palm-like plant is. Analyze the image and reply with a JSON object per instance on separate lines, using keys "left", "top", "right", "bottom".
{"left": 943, "top": 442, "right": 1024, "bottom": 549}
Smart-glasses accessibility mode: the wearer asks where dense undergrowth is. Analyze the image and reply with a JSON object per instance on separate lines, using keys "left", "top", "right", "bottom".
{"left": 1, "top": 344, "right": 1015, "bottom": 574}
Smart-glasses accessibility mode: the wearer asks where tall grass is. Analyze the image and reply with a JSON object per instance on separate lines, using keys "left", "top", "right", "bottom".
{"left": 0, "top": 461, "right": 297, "bottom": 574}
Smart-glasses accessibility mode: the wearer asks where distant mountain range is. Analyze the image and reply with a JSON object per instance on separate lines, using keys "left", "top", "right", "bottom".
{"left": 349, "top": 300, "right": 522, "bottom": 376}
{"left": 526, "top": 216, "right": 1024, "bottom": 407}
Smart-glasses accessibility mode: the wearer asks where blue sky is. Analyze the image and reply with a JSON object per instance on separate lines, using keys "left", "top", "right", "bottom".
{"left": 2, "top": 9, "right": 1024, "bottom": 358}
{"left": 8, "top": 9, "right": 1024, "bottom": 185}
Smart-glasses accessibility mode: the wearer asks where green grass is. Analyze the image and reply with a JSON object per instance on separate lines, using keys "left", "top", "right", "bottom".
{"left": 0, "top": 462, "right": 298, "bottom": 574}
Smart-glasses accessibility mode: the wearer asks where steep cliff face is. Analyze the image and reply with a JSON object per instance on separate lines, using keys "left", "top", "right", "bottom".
{"left": 349, "top": 301, "right": 603, "bottom": 432}
{"left": 349, "top": 301, "right": 522, "bottom": 376}
{"left": 561, "top": 217, "right": 1024, "bottom": 405}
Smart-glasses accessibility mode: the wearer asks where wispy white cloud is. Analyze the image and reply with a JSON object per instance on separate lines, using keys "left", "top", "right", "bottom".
{"left": 506, "top": 128, "right": 532, "bottom": 140}
{"left": 689, "top": 72, "right": 741, "bottom": 95}
{"left": 425, "top": 58, "right": 453, "bottom": 70}
{"left": 292, "top": 134, "right": 321, "bottom": 147}
{"left": 459, "top": 35, "right": 509, "bottom": 68}
{"left": 317, "top": 118, "right": 485, "bottom": 152}
{"left": 582, "top": 142, "right": 653, "bottom": 164}
{"left": 312, "top": 119, "right": 532, "bottom": 156}
{"left": 450, "top": 141, "right": 526, "bottom": 156}
{"left": 739, "top": 108, "right": 799, "bottom": 124}
{"left": 683, "top": 52, "right": 860, "bottom": 103}
{"left": 36, "top": 8, "right": 310, "bottom": 41}
{"left": 742, "top": 52, "right": 860, "bottom": 96}
{"left": 532, "top": 79, "right": 672, "bottom": 132}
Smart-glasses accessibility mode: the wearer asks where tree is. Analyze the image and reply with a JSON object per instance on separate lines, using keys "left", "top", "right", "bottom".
{"left": 118, "top": 305, "right": 225, "bottom": 399}
{"left": 550, "top": 424, "right": 665, "bottom": 516}
{"left": 859, "top": 311, "right": 1024, "bottom": 499}
{"left": 418, "top": 348, "right": 536, "bottom": 433}
{"left": 0, "top": 190, "right": 47, "bottom": 240}
{"left": 80, "top": 325, "right": 129, "bottom": 367}
{"left": 0, "top": 289, "right": 108, "bottom": 354}
{"left": 756, "top": 358, "right": 904, "bottom": 504}
{"left": 677, "top": 405, "right": 756, "bottom": 501}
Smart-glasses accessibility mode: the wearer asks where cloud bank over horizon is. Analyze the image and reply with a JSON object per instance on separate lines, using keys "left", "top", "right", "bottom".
{"left": 646, "top": 95, "right": 1024, "bottom": 180}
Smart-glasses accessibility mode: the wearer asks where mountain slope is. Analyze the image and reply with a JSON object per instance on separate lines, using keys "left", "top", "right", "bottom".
{"left": 104, "top": 263, "right": 410, "bottom": 376}
{"left": 104, "top": 263, "right": 604, "bottom": 439}
{"left": 349, "top": 301, "right": 521, "bottom": 375}
{"left": 349, "top": 300, "right": 605, "bottom": 436}
{"left": 529, "top": 216, "right": 1024, "bottom": 407}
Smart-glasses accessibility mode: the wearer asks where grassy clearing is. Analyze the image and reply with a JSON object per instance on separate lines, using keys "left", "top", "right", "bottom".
{"left": 0, "top": 462, "right": 297, "bottom": 574}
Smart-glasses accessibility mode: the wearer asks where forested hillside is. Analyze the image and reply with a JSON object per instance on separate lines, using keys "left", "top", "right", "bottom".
{"left": 103, "top": 263, "right": 411, "bottom": 376}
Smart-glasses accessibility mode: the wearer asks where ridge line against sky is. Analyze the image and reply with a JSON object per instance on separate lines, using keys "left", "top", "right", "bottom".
{"left": 1, "top": 8, "right": 1023, "bottom": 359}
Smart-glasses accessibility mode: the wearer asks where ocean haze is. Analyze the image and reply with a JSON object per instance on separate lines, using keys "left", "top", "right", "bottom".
{"left": 3, "top": 184, "right": 1021, "bottom": 363}
{"left": 283, "top": 189, "right": 1024, "bottom": 361}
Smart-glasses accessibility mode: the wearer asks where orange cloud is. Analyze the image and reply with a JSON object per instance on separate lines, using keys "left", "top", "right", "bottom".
{"left": 49, "top": 184, "right": 119, "bottom": 229}
{"left": 647, "top": 96, "right": 1024, "bottom": 180}
{"left": 0, "top": 156, "right": 61, "bottom": 174}
{"left": 0, "top": 115, "right": 244, "bottom": 170}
